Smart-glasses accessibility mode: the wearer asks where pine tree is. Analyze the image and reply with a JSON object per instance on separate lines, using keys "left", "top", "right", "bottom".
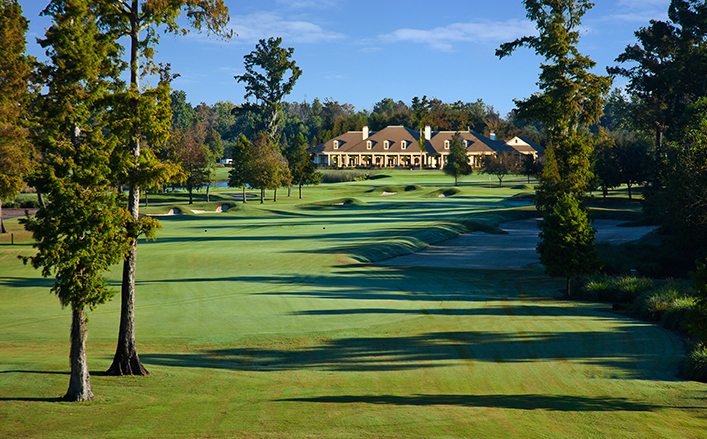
{"left": 444, "top": 133, "right": 472, "bottom": 186}
{"left": 537, "top": 194, "right": 596, "bottom": 296}
{"left": 0, "top": 0, "right": 33, "bottom": 234}
{"left": 22, "top": 0, "right": 131, "bottom": 402}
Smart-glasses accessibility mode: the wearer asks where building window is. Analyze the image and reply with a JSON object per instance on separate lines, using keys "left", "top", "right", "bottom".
{"left": 401, "top": 141, "right": 407, "bottom": 150}
{"left": 384, "top": 140, "right": 390, "bottom": 150}
{"left": 444, "top": 140, "right": 450, "bottom": 149}
{"left": 333, "top": 140, "right": 339, "bottom": 150}
{"left": 367, "top": 140, "right": 372, "bottom": 150}
{"left": 463, "top": 140, "right": 468, "bottom": 147}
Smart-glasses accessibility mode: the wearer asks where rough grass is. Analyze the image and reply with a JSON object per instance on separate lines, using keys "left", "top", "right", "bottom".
{"left": 1, "top": 171, "right": 704, "bottom": 438}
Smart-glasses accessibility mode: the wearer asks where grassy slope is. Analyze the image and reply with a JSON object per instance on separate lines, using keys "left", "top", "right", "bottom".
{"left": 0, "top": 171, "right": 704, "bottom": 438}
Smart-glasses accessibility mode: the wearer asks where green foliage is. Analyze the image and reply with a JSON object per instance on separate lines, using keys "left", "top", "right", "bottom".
{"left": 481, "top": 153, "right": 519, "bottom": 186}
{"left": 443, "top": 133, "right": 472, "bottom": 186}
{"left": 23, "top": 0, "right": 131, "bottom": 311}
{"left": 285, "top": 133, "right": 321, "bottom": 197}
{"left": 497, "top": 0, "right": 611, "bottom": 142}
{"left": 689, "top": 259, "right": 707, "bottom": 342}
{"left": 609, "top": 0, "right": 706, "bottom": 146}
{"left": 537, "top": 194, "right": 596, "bottom": 290}
{"left": 646, "top": 98, "right": 707, "bottom": 258}
{"left": 685, "top": 343, "right": 707, "bottom": 382}
{"left": 235, "top": 37, "right": 302, "bottom": 142}
{"left": 579, "top": 275, "right": 654, "bottom": 302}
{"left": 240, "top": 133, "right": 291, "bottom": 201}
{"left": 0, "top": 0, "right": 33, "bottom": 204}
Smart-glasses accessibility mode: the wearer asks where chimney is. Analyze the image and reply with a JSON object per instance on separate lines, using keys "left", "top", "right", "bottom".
{"left": 490, "top": 131, "right": 497, "bottom": 141}
{"left": 362, "top": 125, "right": 369, "bottom": 140}
{"left": 424, "top": 125, "right": 432, "bottom": 140}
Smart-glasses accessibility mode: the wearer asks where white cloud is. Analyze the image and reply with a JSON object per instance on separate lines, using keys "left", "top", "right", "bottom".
{"left": 275, "top": 0, "right": 338, "bottom": 9}
{"left": 382, "top": 19, "right": 537, "bottom": 52}
{"left": 605, "top": 0, "right": 669, "bottom": 22}
{"left": 201, "top": 12, "right": 343, "bottom": 44}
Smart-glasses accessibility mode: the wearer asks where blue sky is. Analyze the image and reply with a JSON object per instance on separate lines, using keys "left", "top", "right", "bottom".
{"left": 20, "top": 0, "right": 670, "bottom": 116}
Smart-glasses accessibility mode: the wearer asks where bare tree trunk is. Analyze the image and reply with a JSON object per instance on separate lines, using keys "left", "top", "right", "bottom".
{"left": 0, "top": 200, "right": 5, "bottom": 234}
{"left": 287, "top": 186, "right": 291, "bottom": 197}
{"left": 273, "top": 188, "right": 277, "bottom": 202}
{"left": 299, "top": 184, "right": 303, "bottom": 199}
{"left": 188, "top": 186, "right": 193, "bottom": 205}
{"left": 260, "top": 188, "right": 264, "bottom": 204}
{"left": 206, "top": 185, "right": 210, "bottom": 202}
{"left": 566, "top": 277, "right": 571, "bottom": 298}
{"left": 602, "top": 184, "right": 608, "bottom": 199}
{"left": 65, "top": 306, "right": 93, "bottom": 402}
{"left": 242, "top": 186, "right": 246, "bottom": 203}
{"left": 627, "top": 182, "right": 633, "bottom": 200}
{"left": 37, "top": 191, "right": 46, "bottom": 209}
{"left": 109, "top": 7, "right": 148, "bottom": 376}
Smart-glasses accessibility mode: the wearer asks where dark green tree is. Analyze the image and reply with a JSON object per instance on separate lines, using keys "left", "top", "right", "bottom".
{"left": 593, "top": 129, "right": 622, "bottom": 199}
{"left": 170, "top": 121, "right": 213, "bottom": 204}
{"left": 286, "top": 133, "right": 321, "bottom": 199}
{"left": 497, "top": 1, "right": 609, "bottom": 287}
{"left": 242, "top": 134, "right": 291, "bottom": 203}
{"left": 444, "top": 133, "right": 472, "bottom": 186}
{"left": 228, "top": 134, "right": 251, "bottom": 203}
{"left": 170, "top": 90, "right": 196, "bottom": 131}
{"left": 481, "top": 153, "right": 519, "bottom": 187}
{"left": 235, "top": 37, "right": 302, "bottom": 143}
{"left": 97, "top": 0, "right": 231, "bottom": 376}
{"left": 609, "top": 0, "right": 706, "bottom": 154}
{"left": 537, "top": 194, "right": 597, "bottom": 296}
{"left": 0, "top": 0, "right": 33, "bottom": 234}
{"left": 22, "top": 0, "right": 131, "bottom": 401}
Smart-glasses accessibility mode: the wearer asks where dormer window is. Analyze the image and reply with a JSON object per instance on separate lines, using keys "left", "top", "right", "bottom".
{"left": 463, "top": 140, "right": 468, "bottom": 147}
{"left": 384, "top": 140, "right": 390, "bottom": 150}
{"left": 366, "top": 140, "right": 372, "bottom": 150}
{"left": 444, "top": 140, "right": 450, "bottom": 149}
{"left": 401, "top": 141, "right": 407, "bottom": 150}
{"left": 333, "top": 140, "right": 339, "bottom": 150}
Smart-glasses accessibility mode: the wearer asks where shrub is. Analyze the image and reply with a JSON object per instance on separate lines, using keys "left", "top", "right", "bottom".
{"left": 684, "top": 343, "right": 707, "bottom": 382}
{"left": 661, "top": 296, "right": 697, "bottom": 332}
{"left": 579, "top": 275, "right": 653, "bottom": 302}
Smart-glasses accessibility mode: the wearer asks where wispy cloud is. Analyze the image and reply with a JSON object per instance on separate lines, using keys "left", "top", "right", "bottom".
{"left": 382, "top": 19, "right": 537, "bottom": 52}
{"left": 200, "top": 12, "right": 344, "bottom": 45}
{"left": 604, "top": 0, "right": 669, "bottom": 23}
{"left": 275, "top": 0, "right": 338, "bottom": 9}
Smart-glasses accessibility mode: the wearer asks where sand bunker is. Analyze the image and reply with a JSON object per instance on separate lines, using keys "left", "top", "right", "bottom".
{"left": 381, "top": 191, "right": 397, "bottom": 196}
{"left": 379, "top": 218, "right": 657, "bottom": 271}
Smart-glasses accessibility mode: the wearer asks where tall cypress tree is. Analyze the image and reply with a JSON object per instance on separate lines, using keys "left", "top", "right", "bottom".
{"left": 22, "top": 0, "right": 131, "bottom": 402}
{"left": 0, "top": 0, "right": 33, "bottom": 234}
{"left": 96, "top": 0, "right": 232, "bottom": 376}
{"left": 497, "top": 0, "right": 610, "bottom": 292}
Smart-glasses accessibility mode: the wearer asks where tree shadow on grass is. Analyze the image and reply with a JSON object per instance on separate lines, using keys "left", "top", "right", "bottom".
{"left": 142, "top": 327, "right": 683, "bottom": 380}
{"left": 0, "top": 396, "right": 65, "bottom": 402}
{"left": 0, "top": 276, "right": 53, "bottom": 289}
{"left": 278, "top": 394, "right": 669, "bottom": 412}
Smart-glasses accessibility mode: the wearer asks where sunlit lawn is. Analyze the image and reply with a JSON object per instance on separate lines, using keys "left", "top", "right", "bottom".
{"left": 0, "top": 171, "right": 704, "bottom": 438}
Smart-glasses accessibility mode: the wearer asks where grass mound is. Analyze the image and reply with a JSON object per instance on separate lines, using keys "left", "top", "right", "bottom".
{"left": 298, "top": 198, "right": 365, "bottom": 210}
{"left": 428, "top": 188, "right": 461, "bottom": 198}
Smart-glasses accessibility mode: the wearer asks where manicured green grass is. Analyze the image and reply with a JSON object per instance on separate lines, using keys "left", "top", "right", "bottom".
{"left": 0, "top": 171, "right": 704, "bottom": 438}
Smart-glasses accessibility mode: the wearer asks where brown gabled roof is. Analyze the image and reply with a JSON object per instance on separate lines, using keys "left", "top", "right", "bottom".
{"left": 428, "top": 131, "right": 497, "bottom": 155}
{"left": 505, "top": 136, "right": 544, "bottom": 154}
{"left": 314, "top": 131, "right": 370, "bottom": 153}
{"left": 343, "top": 126, "right": 427, "bottom": 154}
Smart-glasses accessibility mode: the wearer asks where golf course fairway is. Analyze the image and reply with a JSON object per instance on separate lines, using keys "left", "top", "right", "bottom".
{"left": 1, "top": 172, "right": 705, "bottom": 438}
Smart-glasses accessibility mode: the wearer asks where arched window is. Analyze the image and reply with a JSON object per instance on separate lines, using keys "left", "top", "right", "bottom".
{"left": 444, "top": 140, "right": 450, "bottom": 149}
{"left": 401, "top": 141, "right": 407, "bottom": 150}
{"left": 367, "top": 140, "right": 372, "bottom": 150}
{"left": 333, "top": 140, "right": 339, "bottom": 150}
{"left": 384, "top": 140, "right": 390, "bottom": 150}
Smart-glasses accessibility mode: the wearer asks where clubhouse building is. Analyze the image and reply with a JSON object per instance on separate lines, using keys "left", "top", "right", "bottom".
{"left": 312, "top": 125, "right": 544, "bottom": 169}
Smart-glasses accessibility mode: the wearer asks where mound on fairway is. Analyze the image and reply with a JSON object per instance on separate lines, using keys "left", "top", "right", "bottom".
{"left": 298, "top": 197, "right": 365, "bottom": 210}
{"left": 429, "top": 188, "right": 461, "bottom": 198}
